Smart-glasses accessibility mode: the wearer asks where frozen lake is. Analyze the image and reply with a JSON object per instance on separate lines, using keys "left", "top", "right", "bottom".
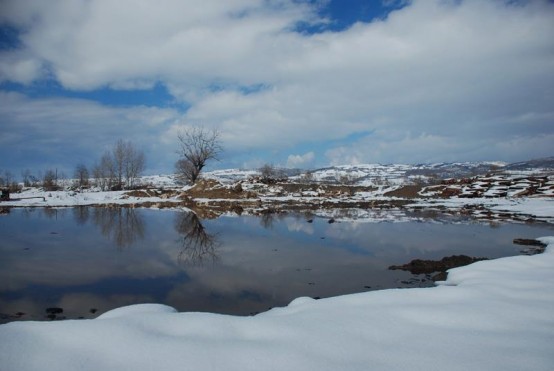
{"left": 1, "top": 207, "right": 552, "bottom": 322}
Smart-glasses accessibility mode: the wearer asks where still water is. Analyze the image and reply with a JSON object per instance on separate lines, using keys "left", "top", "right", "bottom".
{"left": 1, "top": 207, "right": 552, "bottom": 323}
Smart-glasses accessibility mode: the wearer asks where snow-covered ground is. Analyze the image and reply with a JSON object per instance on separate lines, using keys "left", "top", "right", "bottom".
{"left": 2, "top": 173, "right": 553, "bottom": 224}
{"left": 0, "top": 188, "right": 180, "bottom": 207}
{"left": 1, "top": 237, "right": 553, "bottom": 371}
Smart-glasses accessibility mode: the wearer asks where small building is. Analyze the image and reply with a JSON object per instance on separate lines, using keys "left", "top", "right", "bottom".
{"left": 0, "top": 188, "right": 9, "bottom": 201}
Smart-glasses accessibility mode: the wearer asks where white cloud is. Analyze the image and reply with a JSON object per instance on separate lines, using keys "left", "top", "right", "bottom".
{"left": 0, "top": 51, "right": 43, "bottom": 84}
{"left": 286, "top": 151, "right": 315, "bottom": 168}
{"left": 1, "top": 0, "right": 553, "bottom": 170}
{"left": 0, "top": 0, "right": 318, "bottom": 89}
{"left": 0, "top": 92, "right": 182, "bottom": 173}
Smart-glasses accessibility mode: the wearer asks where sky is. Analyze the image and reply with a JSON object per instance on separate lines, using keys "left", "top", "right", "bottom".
{"left": 0, "top": 0, "right": 553, "bottom": 176}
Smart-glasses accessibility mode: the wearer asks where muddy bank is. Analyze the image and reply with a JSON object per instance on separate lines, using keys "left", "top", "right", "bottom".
{"left": 389, "top": 255, "right": 488, "bottom": 281}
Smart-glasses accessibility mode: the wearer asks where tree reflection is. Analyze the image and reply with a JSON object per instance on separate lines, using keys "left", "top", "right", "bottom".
{"left": 175, "top": 211, "right": 220, "bottom": 265}
{"left": 91, "top": 208, "right": 145, "bottom": 249}
{"left": 260, "top": 211, "right": 276, "bottom": 229}
{"left": 72, "top": 206, "right": 90, "bottom": 225}
{"left": 41, "top": 208, "right": 68, "bottom": 219}
{"left": 259, "top": 209, "right": 287, "bottom": 230}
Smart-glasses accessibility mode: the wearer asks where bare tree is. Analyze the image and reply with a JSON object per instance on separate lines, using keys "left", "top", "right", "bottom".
{"left": 92, "top": 152, "right": 116, "bottom": 191}
{"left": 43, "top": 169, "right": 58, "bottom": 191}
{"left": 2, "top": 170, "right": 13, "bottom": 187}
{"left": 57, "top": 170, "right": 69, "bottom": 188}
{"left": 0, "top": 170, "right": 9, "bottom": 187}
{"left": 21, "top": 169, "right": 32, "bottom": 187}
{"left": 259, "top": 163, "right": 277, "bottom": 183}
{"left": 175, "top": 127, "right": 222, "bottom": 184}
{"left": 108, "top": 140, "right": 146, "bottom": 189}
{"left": 1, "top": 170, "right": 21, "bottom": 191}
{"left": 124, "top": 144, "right": 145, "bottom": 188}
{"left": 29, "top": 174, "right": 40, "bottom": 187}
{"left": 175, "top": 158, "right": 197, "bottom": 185}
{"left": 259, "top": 163, "right": 287, "bottom": 184}
{"left": 113, "top": 139, "right": 127, "bottom": 189}
{"left": 74, "top": 164, "right": 89, "bottom": 188}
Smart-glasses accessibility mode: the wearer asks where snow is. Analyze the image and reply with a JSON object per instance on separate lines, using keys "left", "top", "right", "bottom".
{"left": 1, "top": 188, "right": 180, "bottom": 207}
{"left": 1, "top": 237, "right": 553, "bottom": 371}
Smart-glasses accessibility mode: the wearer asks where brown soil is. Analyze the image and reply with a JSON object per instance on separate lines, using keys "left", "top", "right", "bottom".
{"left": 186, "top": 179, "right": 257, "bottom": 199}
{"left": 513, "top": 238, "right": 547, "bottom": 255}
{"left": 383, "top": 185, "right": 424, "bottom": 198}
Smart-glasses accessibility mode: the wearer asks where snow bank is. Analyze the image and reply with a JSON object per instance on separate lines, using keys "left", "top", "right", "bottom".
{"left": 1, "top": 238, "right": 553, "bottom": 371}
{"left": 0, "top": 189, "right": 179, "bottom": 207}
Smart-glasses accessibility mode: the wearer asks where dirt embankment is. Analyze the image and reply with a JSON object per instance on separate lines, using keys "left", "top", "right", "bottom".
{"left": 383, "top": 185, "right": 424, "bottom": 198}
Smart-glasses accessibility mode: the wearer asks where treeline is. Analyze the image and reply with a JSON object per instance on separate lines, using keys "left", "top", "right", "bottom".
{"left": 0, "top": 139, "right": 145, "bottom": 192}
{"left": 0, "top": 168, "right": 71, "bottom": 192}
{"left": 89, "top": 139, "right": 145, "bottom": 191}
{"left": 3, "top": 126, "right": 229, "bottom": 192}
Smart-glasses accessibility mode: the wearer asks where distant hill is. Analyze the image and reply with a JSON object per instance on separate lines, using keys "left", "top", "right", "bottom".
{"left": 503, "top": 156, "right": 554, "bottom": 171}
{"left": 197, "top": 157, "right": 554, "bottom": 187}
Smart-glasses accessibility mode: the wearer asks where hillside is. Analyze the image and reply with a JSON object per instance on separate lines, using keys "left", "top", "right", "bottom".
{"left": 202, "top": 157, "right": 553, "bottom": 187}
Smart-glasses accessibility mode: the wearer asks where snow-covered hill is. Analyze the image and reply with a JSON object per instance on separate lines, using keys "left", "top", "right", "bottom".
{"left": 202, "top": 159, "right": 552, "bottom": 188}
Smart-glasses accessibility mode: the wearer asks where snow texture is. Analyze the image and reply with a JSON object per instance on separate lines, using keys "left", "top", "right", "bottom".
{"left": 1, "top": 238, "right": 553, "bottom": 371}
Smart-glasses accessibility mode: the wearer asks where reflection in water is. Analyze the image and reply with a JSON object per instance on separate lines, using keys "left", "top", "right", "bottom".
{"left": 259, "top": 210, "right": 288, "bottom": 229}
{"left": 42, "top": 207, "right": 68, "bottom": 219}
{"left": 91, "top": 208, "right": 145, "bottom": 248}
{"left": 72, "top": 206, "right": 90, "bottom": 225}
{"left": 175, "top": 212, "right": 220, "bottom": 265}
{"left": 2, "top": 207, "right": 553, "bottom": 323}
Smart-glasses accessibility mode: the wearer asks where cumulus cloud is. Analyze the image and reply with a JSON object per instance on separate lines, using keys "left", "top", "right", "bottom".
{"left": 0, "top": 51, "right": 43, "bottom": 84}
{"left": 0, "top": 92, "right": 182, "bottom": 173}
{"left": 0, "top": 0, "right": 318, "bottom": 89}
{"left": 174, "top": 0, "right": 554, "bottom": 162}
{"left": 0, "top": 0, "right": 553, "bottom": 171}
{"left": 286, "top": 151, "right": 315, "bottom": 168}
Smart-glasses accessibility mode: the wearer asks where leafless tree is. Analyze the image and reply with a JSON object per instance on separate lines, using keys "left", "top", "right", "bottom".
{"left": 299, "top": 171, "right": 314, "bottom": 184}
{"left": 91, "top": 140, "right": 145, "bottom": 191}
{"left": 1, "top": 170, "right": 13, "bottom": 187}
{"left": 92, "top": 152, "right": 116, "bottom": 191}
{"left": 108, "top": 140, "right": 146, "bottom": 189}
{"left": 1, "top": 170, "right": 21, "bottom": 192}
{"left": 123, "top": 144, "right": 145, "bottom": 188}
{"left": 113, "top": 139, "right": 127, "bottom": 188}
{"left": 21, "top": 169, "right": 33, "bottom": 187}
{"left": 74, "top": 164, "right": 89, "bottom": 188}
{"left": 57, "top": 170, "right": 69, "bottom": 188}
{"left": 175, "top": 127, "right": 222, "bottom": 184}
{"left": 175, "top": 158, "right": 197, "bottom": 185}
{"left": 259, "top": 163, "right": 287, "bottom": 184}
{"left": 259, "top": 163, "right": 276, "bottom": 183}
{"left": 43, "top": 169, "right": 58, "bottom": 191}
{"left": 91, "top": 163, "right": 103, "bottom": 190}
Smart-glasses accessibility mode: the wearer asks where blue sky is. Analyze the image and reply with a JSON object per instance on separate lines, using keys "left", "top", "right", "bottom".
{"left": 0, "top": 0, "right": 553, "bottom": 177}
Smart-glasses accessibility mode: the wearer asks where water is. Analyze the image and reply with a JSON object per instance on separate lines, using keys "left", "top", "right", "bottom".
{"left": 1, "top": 207, "right": 552, "bottom": 323}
